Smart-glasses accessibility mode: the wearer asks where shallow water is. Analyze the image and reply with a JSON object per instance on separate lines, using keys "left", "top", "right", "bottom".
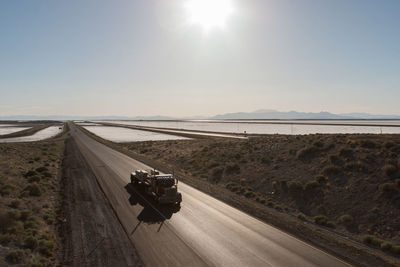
{"left": 0, "top": 126, "right": 63, "bottom": 143}
{"left": 94, "top": 120, "right": 400, "bottom": 135}
{"left": 83, "top": 126, "right": 190, "bottom": 143}
{"left": 0, "top": 125, "right": 31, "bottom": 135}
{"left": 76, "top": 122, "right": 102, "bottom": 126}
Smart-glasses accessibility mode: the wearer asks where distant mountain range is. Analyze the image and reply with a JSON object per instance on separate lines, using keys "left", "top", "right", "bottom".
{"left": 211, "top": 110, "right": 400, "bottom": 120}
{"left": 1, "top": 110, "right": 400, "bottom": 121}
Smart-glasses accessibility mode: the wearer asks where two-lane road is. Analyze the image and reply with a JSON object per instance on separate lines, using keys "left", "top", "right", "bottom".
{"left": 70, "top": 123, "right": 350, "bottom": 267}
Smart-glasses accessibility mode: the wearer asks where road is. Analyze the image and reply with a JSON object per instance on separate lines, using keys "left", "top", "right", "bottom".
{"left": 69, "top": 123, "right": 350, "bottom": 267}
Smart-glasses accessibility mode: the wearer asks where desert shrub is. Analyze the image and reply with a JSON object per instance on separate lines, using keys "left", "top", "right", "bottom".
{"left": 24, "top": 235, "right": 39, "bottom": 249}
{"left": 9, "top": 199, "right": 21, "bottom": 209}
{"left": 333, "top": 176, "right": 347, "bottom": 186}
{"left": 42, "top": 172, "right": 52, "bottom": 178}
{"left": 25, "top": 183, "right": 43, "bottom": 196}
{"left": 0, "top": 212, "right": 16, "bottom": 232}
{"left": 28, "top": 175, "right": 41, "bottom": 183}
{"left": 382, "top": 164, "right": 397, "bottom": 177}
{"left": 322, "top": 165, "right": 341, "bottom": 176}
{"left": 0, "top": 233, "right": 12, "bottom": 245}
{"left": 43, "top": 212, "right": 55, "bottom": 225}
{"left": 7, "top": 210, "right": 20, "bottom": 220}
{"left": 296, "top": 146, "right": 319, "bottom": 159}
{"left": 227, "top": 184, "right": 240, "bottom": 192}
{"left": 339, "top": 148, "right": 353, "bottom": 158}
{"left": 338, "top": 214, "right": 353, "bottom": 225}
{"left": 256, "top": 197, "right": 266, "bottom": 204}
{"left": 344, "top": 162, "right": 368, "bottom": 173}
{"left": 35, "top": 166, "right": 48, "bottom": 173}
{"left": 6, "top": 249, "right": 24, "bottom": 263}
{"left": 225, "top": 162, "right": 240, "bottom": 175}
{"left": 297, "top": 213, "right": 306, "bottom": 221}
{"left": 226, "top": 182, "right": 237, "bottom": 189}
{"left": 304, "top": 181, "right": 320, "bottom": 192}
{"left": 380, "top": 242, "right": 393, "bottom": 251}
{"left": 280, "top": 180, "right": 288, "bottom": 191}
{"left": 244, "top": 190, "right": 255, "bottom": 198}
{"left": 326, "top": 221, "right": 335, "bottom": 228}
{"left": 0, "top": 183, "right": 16, "bottom": 195}
{"left": 314, "top": 215, "right": 328, "bottom": 226}
{"left": 24, "top": 219, "right": 39, "bottom": 230}
{"left": 313, "top": 141, "right": 324, "bottom": 148}
{"left": 384, "top": 141, "right": 395, "bottom": 149}
{"left": 391, "top": 245, "right": 400, "bottom": 255}
{"left": 19, "top": 210, "right": 31, "bottom": 221}
{"left": 288, "top": 180, "right": 303, "bottom": 195}
{"left": 24, "top": 170, "right": 38, "bottom": 177}
{"left": 362, "top": 235, "right": 383, "bottom": 247}
{"left": 328, "top": 154, "right": 341, "bottom": 165}
{"left": 210, "top": 167, "right": 224, "bottom": 182}
{"left": 315, "top": 175, "right": 328, "bottom": 183}
{"left": 359, "top": 140, "right": 376, "bottom": 149}
{"left": 379, "top": 182, "right": 396, "bottom": 193}
{"left": 207, "top": 161, "right": 219, "bottom": 169}
{"left": 238, "top": 186, "right": 246, "bottom": 194}
{"left": 38, "top": 239, "right": 55, "bottom": 256}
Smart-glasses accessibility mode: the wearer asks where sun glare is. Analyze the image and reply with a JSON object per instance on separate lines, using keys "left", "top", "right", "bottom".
{"left": 185, "top": 0, "right": 234, "bottom": 31}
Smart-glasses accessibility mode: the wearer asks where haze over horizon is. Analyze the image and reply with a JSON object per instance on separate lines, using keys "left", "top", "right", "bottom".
{"left": 1, "top": 0, "right": 399, "bottom": 117}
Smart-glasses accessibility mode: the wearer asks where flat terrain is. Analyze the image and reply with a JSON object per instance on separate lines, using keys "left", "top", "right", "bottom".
{"left": 61, "top": 137, "right": 142, "bottom": 266}
{"left": 69, "top": 123, "right": 352, "bottom": 266}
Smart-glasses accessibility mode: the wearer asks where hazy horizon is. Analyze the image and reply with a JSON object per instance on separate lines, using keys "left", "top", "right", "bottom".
{"left": 1, "top": 0, "right": 399, "bottom": 117}
{"left": 2, "top": 109, "right": 400, "bottom": 121}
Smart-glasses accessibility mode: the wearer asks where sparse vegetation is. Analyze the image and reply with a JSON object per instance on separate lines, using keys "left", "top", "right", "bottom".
{"left": 379, "top": 182, "right": 396, "bottom": 193}
{"left": 382, "top": 164, "right": 397, "bottom": 177}
{"left": 288, "top": 180, "right": 303, "bottom": 195}
{"left": 322, "top": 165, "right": 341, "bottom": 176}
{"left": 0, "top": 141, "right": 64, "bottom": 266}
{"left": 314, "top": 215, "right": 328, "bottom": 226}
{"left": 337, "top": 214, "right": 353, "bottom": 225}
{"left": 5, "top": 249, "right": 24, "bottom": 264}
{"left": 122, "top": 134, "right": 400, "bottom": 261}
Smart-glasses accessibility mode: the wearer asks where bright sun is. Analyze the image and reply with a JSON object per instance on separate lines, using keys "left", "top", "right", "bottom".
{"left": 185, "top": 0, "right": 234, "bottom": 31}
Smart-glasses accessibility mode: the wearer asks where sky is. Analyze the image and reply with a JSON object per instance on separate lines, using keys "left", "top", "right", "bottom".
{"left": 1, "top": 0, "right": 399, "bottom": 117}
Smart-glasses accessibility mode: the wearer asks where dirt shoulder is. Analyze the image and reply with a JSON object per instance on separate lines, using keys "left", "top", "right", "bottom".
{"left": 60, "top": 136, "right": 143, "bottom": 266}
{"left": 77, "top": 123, "right": 400, "bottom": 267}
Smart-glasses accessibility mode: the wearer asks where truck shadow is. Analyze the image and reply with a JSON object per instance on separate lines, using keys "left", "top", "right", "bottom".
{"left": 124, "top": 184, "right": 181, "bottom": 226}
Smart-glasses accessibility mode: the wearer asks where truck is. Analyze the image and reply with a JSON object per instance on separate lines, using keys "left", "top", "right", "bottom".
{"left": 130, "top": 169, "right": 182, "bottom": 205}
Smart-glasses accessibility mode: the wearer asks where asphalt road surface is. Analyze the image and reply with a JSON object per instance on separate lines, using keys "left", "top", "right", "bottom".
{"left": 69, "top": 123, "right": 350, "bottom": 267}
